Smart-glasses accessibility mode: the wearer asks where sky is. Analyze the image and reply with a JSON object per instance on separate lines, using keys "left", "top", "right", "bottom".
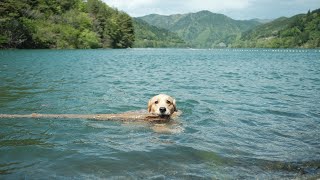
{"left": 102, "top": 0, "right": 320, "bottom": 20}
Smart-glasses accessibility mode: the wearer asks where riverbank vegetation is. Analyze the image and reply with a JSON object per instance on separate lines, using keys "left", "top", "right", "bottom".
{"left": 0, "top": 0, "right": 134, "bottom": 49}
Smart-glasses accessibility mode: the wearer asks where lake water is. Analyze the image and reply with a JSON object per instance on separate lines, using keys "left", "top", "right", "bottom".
{"left": 0, "top": 49, "right": 319, "bottom": 179}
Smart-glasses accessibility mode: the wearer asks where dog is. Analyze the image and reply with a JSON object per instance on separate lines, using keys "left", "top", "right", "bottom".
{"left": 148, "top": 94, "right": 177, "bottom": 118}
{"left": 0, "top": 94, "right": 181, "bottom": 123}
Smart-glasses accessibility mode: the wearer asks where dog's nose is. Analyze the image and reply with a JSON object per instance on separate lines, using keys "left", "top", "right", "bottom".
{"left": 159, "top": 107, "right": 166, "bottom": 113}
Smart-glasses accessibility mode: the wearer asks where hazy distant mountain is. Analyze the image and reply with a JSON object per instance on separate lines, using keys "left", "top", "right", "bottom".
{"left": 233, "top": 8, "right": 320, "bottom": 48}
{"left": 240, "top": 16, "right": 295, "bottom": 40}
{"left": 132, "top": 18, "right": 186, "bottom": 48}
{"left": 250, "top": 18, "right": 273, "bottom": 24}
{"left": 138, "top": 10, "right": 261, "bottom": 48}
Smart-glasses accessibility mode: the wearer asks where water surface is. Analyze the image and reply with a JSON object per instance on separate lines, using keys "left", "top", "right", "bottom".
{"left": 0, "top": 49, "right": 320, "bottom": 179}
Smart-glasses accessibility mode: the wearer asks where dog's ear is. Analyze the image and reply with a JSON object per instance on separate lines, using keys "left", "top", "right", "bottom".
{"left": 147, "top": 99, "right": 152, "bottom": 113}
{"left": 173, "top": 98, "right": 177, "bottom": 112}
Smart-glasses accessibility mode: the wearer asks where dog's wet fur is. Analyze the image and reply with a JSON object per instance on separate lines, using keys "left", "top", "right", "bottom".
{"left": 0, "top": 94, "right": 182, "bottom": 133}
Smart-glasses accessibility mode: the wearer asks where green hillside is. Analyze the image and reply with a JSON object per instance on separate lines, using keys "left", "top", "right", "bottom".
{"left": 133, "top": 18, "right": 186, "bottom": 48}
{"left": 233, "top": 9, "right": 320, "bottom": 48}
{"left": 2, "top": 0, "right": 318, "bottom": 49}
{"left": 0, "top": 0, "right": 134, "bottom": 49}
{"left": 139, "top": 10, "right": 261, "bottom": 48}
{"left": 138, "top": 13, "right": 187, "bottom": 29}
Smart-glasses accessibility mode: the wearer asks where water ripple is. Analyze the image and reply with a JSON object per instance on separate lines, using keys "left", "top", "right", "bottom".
{"left": 0, "top": 49, "right": 320, "bottom": 178}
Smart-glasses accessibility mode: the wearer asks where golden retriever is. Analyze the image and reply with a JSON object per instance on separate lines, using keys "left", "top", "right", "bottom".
{"left": 148, "top": 94, "right": 177, "bottom": 117}
{"left": 0, "top": 94, "right": 181, "bottom": 123}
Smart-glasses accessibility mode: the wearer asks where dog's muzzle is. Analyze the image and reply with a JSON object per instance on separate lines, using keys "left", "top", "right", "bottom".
{"left": 159, "top": 107, "right": 166, "bottom": 114}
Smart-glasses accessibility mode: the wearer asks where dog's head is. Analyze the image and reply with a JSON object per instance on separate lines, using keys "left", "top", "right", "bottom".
{"left": 148, "top": 94, "right": 177, "bottom": 117}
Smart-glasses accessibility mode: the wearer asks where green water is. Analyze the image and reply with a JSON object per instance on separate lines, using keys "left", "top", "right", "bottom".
{"left": 0, "top": 49, "right": 320, "bottom": 179}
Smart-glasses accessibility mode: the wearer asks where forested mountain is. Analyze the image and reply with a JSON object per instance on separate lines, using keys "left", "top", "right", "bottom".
{"left": 1, "top": 0, "right": 319, "bottom": 49}
{"left": 232, "top": 9, "right": 320, "bottom": 48}
{"left": 133, "top": 18, "right": 186, "bottom": 48}
{"left": 139, "top": 11, "right": 261, "bottom": 48}
{"left": 0, "top": 0, "right": 134, "bottom": 49}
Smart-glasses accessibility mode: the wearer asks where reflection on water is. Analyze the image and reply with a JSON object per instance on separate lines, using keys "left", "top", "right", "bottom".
{"left": 0, "top": 49, "right": 320, "bottom": 179}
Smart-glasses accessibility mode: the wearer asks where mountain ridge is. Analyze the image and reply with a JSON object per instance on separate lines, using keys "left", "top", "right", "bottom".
{"left": 138, "top": 10, "right": 262, "bottom": 48}
{"left": 136, "top": 9, "right": 320, "bottom": 48}
{"left": 133, "top": 18, "right": 186, "bottom": 48}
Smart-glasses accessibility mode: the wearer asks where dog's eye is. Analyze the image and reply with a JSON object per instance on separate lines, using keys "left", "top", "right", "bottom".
{"left": 155, "top": 101, "right": 158, "bottom": 104}
{"left": 166, "top": 100, "right": 171, "bottom": 104}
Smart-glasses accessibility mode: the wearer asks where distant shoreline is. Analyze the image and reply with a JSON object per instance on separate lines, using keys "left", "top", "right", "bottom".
{"left": 1, "top": 48, "right": 319, "bottom": 51}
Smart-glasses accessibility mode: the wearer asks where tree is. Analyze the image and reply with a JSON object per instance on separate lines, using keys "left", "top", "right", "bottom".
{"left": 0, "top": 0, "right": 135, "bottom": 49}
